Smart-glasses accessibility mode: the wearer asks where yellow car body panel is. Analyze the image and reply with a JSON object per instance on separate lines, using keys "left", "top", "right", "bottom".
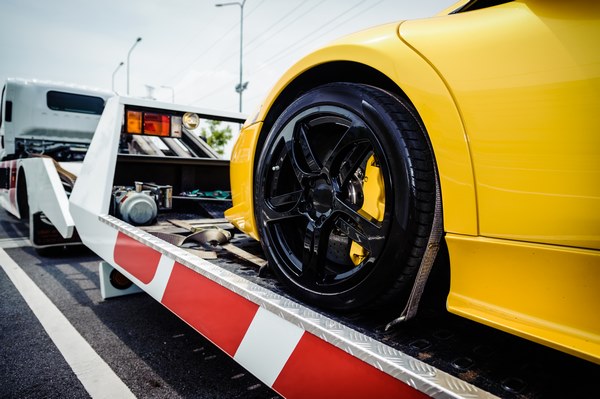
{"left": 401, "top": 0, "right": 600, "bottom": 250}
{"left": 227, "top": 121, "right": 262, "bottom": 240}
{"left": 226, "top": 0, "right": 600, "bottom": 363}
{"left": 446, "top": 234, "right": 600, "bottom": 364}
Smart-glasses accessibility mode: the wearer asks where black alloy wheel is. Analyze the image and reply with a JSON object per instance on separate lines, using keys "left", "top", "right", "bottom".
{"left": 255, "top": 83, "right": 436, "bottom": 311}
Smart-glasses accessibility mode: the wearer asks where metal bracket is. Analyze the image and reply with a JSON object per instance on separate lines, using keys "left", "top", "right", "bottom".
{"left": 99, "top": 261, "right": 142, "bottom": 299}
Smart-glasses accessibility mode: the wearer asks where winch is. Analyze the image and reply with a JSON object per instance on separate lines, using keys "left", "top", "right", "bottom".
{"left": 112, "top": 182, "right": 172, "bottom": 226}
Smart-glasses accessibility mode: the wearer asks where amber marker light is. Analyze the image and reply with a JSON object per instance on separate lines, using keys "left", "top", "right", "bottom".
{"left": 126, "top": 110, "right": 142, "bottom": 134}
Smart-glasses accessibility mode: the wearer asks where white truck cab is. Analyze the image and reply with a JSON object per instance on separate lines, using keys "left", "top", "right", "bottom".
{"left": 0, "top": 78, "right": 112, "bottom": 161}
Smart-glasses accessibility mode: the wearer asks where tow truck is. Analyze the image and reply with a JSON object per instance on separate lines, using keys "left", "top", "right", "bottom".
{"left": 62, "top": 95, "right": 595, "bottom": 398}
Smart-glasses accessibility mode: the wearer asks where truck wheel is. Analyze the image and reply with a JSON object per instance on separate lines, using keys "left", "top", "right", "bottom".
{"left": 254, "top": 83, "right": 436, "bottom": 311}
{"left": 17, "top": 168, "right": 29, "bottom": 221}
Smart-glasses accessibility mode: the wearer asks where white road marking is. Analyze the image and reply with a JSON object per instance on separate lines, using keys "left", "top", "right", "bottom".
{"left": 0, "top": 237, "right": 31, "bottom": 249}
{"left": 0, "top": 248, "right": 136, "bottom": 399}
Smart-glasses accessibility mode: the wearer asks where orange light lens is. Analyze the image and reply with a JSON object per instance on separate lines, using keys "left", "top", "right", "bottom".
{"left": 143, "top": 113, "right": 170, "bottom": 137}
{"left": 126, "top": 110, "right": 142, "bottom": 134}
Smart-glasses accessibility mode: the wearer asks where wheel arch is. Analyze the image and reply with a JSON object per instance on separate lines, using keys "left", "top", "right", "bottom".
{"left": 228, "top": 28, "right": 478, "bottom": 242}
{"left": 259, "top": 58, "right": 477, "bottom": 237}
{"left": 259, "top": 61, "right": 407, "bottom": 140}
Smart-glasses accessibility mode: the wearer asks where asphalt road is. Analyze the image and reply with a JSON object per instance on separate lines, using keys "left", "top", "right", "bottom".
{"left": 0, "top": 210, "right": 280, "bottom": 399}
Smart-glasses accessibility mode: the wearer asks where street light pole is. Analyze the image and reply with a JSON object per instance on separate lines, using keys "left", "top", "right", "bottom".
{"left": 126, "top": 37, "right": 142, "bottom": 96}
{"left": 111, "top": 61, "right": 124, "bottom": 94}
{"left": 216, "top": 1, "right": 247, "bottom": 112}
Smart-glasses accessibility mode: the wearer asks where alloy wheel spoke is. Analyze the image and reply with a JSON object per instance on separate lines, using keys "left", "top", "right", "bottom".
{"left": 297, "top": 123, "right": 321, "bottom": 174}
{"left": 288, "top": 142, "right": 318, "bottom": 185}
{"left": 332, "top": 196, "right": 385, "bottom": 257}
{"left": 262, "top": 193, "right": 303, "bottom": 223}
{"left": 334, "top": 217, "right": 372, "bottom": 252}
{"left": 269, "top": 190, "right": 303, "bottom": 208}
{"left": 323, "top": 122, "right": 371, "bottom": 179}
{"left": 336, "top": 141, "right": 373, "bottom": 188}
{"left": 301, "top": 220, "right": 324, "bottom": 282}
{"left": 273, "top": 125, "right": 312, "bottom": 185}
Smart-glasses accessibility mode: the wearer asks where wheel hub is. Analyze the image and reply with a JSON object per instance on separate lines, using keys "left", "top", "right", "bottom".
{"left": 308, "top": 178, "right": 334, "bottom": 218}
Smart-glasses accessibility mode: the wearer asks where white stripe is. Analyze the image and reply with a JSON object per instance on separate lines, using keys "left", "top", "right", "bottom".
{"left": 0, "top": 249, "right": 136, "bottom": 399}
{"left": 144, "top": 254, "right": 175, "bottom": 302}
{"left": 234, "top": 306, "right": 304, "bottom": 386}
{"left": 0, "top": 237, "right": 30, "bottom": 249}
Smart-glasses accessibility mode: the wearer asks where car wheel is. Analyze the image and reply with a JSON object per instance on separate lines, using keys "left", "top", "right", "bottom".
{"left": 255, "top": 83, "right": 436, "bottom": 311}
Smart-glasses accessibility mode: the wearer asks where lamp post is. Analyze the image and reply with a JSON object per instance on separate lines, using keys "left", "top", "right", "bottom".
{"left": 161, "top": 85, "right": 175, "bottom": 103}
{"left": 126, "top": 37, "right": 142, "bottom": 95}
{"left": 111, "top": 61, "right": 124, "bottom": 94}
{"left": 216, "top": 1, "right": 247, "bottom": 112}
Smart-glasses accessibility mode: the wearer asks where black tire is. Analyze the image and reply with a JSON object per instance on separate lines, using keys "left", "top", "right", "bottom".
{"left": 17, "top": 167, "right": 29, "bottom": 221}
{"left": 254, "top": 83, "right": 436, "bottom": 311}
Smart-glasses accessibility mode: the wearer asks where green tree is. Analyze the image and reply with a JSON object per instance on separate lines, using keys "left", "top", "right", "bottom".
{"left": 200, "top": 120, "right": 233, "bottom": 156}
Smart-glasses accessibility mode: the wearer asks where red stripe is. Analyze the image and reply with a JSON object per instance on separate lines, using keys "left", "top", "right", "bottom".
{"left": 273, "top": 332, "right": 429, "bottom": 399}
{"left": 113, "top": 232, "right": 162, "bottom": 284}
{"left": 161, "top": 262, "right": 259, "bottom": 356}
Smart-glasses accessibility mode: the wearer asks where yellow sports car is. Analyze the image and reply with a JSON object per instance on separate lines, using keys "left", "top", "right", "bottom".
{"left": 225, "top": 0, "right": 600, "bottom": 364}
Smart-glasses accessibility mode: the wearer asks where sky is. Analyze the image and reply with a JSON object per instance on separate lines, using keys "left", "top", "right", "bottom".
{"left": 1, "top": 0, "right": 457, "bottom": 116}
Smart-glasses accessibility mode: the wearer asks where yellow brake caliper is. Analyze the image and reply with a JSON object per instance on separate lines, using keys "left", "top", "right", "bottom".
{"left": 350, "top": 155, "right": 385, "bottom": 266}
